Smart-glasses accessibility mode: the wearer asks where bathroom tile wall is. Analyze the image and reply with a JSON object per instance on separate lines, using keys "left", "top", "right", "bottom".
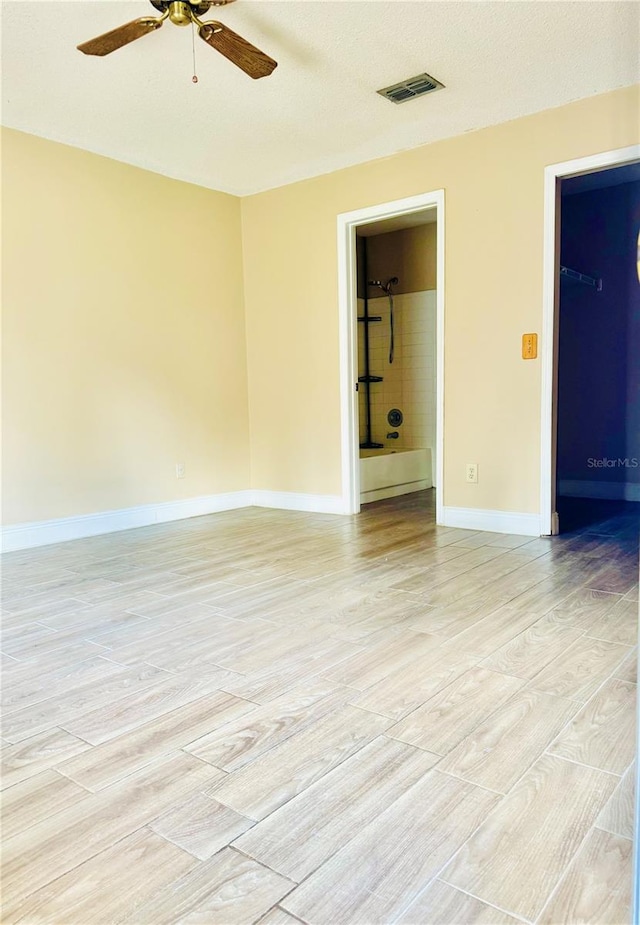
{"left": 357, "top": 291, "right": 436, "bottom": 466}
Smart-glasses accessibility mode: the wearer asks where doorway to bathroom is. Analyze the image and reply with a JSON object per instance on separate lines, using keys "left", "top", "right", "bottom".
{"left": 338, "top": 191, "right": 445, "bottom": 520}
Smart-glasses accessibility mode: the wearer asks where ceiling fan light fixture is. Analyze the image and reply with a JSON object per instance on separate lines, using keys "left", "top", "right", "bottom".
{"left": 168, "top": 2, "right": 193, "bottom": 26}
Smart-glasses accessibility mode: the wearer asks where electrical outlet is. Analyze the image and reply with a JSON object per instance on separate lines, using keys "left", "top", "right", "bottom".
{"left": 175, "top": 462, "right": 185, "bottom": 479}
{"left": 466, "top": 463, "right": 478, "bottom": 483}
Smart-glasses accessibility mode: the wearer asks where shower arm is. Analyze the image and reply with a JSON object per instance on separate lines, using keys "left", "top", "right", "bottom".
{"left": 368, "top": 277, "right": 398, "bottom": 295}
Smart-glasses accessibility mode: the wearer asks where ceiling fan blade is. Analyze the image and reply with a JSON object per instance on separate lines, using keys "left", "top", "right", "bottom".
{"left": 198, "top": 23, "right": 277, "bottom": 79}
{"left": 77, "top": 17, "right": 163, "bottom": 57}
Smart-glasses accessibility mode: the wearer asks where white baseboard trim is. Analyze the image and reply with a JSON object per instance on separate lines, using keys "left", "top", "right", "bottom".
{"left": 1, "top": 491, "right": 254, "bottom": 553}
{"left": 361, "top": 480, "right": 431, "bottom": 505}
{"left": 251, "top": 490, "right": 345, "bottom": 515}
{"left": 558, "top": 480, "right": 640, "bottom": 502}
{"left": 441, "top": 506, "right": 541, "bottom": 537}
{"left": 2, "top": 494, "right": 550, "bottom": 552}
{"left": 1, "top": 490, "right": 346, "bottom": 552}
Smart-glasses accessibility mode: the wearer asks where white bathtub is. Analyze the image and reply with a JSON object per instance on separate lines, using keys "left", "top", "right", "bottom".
{"left": 360, "top": 447, "right": 432, "bottom": 504}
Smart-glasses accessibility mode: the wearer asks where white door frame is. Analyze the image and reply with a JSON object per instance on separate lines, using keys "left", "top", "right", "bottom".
{"left": 337, "top": 190, "right": 445, "bottom": 519}
{"left": 539, "top": 144, "right": 640, "bottom": 536}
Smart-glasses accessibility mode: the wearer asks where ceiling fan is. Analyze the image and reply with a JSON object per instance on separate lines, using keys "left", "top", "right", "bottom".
{"left": 77, "top": 0, "right": 277, "bottom": 79}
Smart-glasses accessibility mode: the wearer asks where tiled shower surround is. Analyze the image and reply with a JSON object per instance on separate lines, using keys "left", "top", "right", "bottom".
{"left": 357, "top": 290, "right": 436, "bottom": 458}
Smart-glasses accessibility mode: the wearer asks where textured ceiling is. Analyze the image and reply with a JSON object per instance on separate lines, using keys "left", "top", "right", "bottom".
{"left": 2, "top": 0, "right": 639, "bottom": 195}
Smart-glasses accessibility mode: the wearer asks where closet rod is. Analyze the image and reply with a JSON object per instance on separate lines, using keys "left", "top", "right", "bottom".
{"left": 560, "top": 265, "right": 602, "bottom": 291}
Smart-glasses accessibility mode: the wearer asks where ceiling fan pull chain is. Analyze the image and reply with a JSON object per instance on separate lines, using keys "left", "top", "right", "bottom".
{"left": 191, "top": 21, "right": 199, "bottom": 83}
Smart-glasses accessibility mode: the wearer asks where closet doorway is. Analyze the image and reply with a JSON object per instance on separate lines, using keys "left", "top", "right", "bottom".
{"left": 540, "top": 147, "right": 640, "bottom": 535}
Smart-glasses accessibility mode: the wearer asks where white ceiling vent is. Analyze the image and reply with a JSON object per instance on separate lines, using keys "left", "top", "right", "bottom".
{"left": 377, "top": 73, "right": 444, "bottom": 104}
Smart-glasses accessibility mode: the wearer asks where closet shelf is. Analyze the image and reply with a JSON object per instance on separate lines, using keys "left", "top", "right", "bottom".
{"left": 560, "top": 265, "right": 602, "bottom": 291}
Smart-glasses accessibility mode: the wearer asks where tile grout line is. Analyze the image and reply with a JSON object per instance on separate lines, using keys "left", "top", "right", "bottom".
{"left": 543, "top": 751, "right": 626, "bottom": 778}
{"left": 540, "top": 655, "right": 639, "bottom": 758}
{"left": 434, "top": 878, "right": 533, "bottom": 924}
{"left": 531, "top": 823, "right": 607, "bottom": 925}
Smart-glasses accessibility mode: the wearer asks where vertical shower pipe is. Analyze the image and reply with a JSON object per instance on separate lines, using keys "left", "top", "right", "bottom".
{"left": 362, "top": 237, "right": 374, "bottom": 448}
{"left": 358, "top": 239, "right": 383, "bottom": 448}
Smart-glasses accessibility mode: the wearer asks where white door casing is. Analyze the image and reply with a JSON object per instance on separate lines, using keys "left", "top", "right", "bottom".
{"left": 337, "top": 191, "right": 445, "bottom": 519}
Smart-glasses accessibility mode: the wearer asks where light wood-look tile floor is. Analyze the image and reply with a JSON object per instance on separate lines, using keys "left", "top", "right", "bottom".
{"left": 1, "top": 491, "right": 638, "bottom": 924}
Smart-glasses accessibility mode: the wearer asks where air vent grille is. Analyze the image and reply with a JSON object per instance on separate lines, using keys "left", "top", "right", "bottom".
{"left": 377, "top": 72, "right": 444, "bottom": 105}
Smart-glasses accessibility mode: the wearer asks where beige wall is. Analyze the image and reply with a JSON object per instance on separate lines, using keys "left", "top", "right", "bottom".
{"left": 242, "top": 86, "right": 639, "bottom": 513}
{"left": 365, "top": 224, "right": 437, "bottom": 296}
{"left": 1, "top": 128, "right": 249, "bottom": 525}
{"left": 356, "top": 223, "right": 437, "bottom": 297}
{"left": 2, "top": 86, "right": 638, "bottom": 529}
